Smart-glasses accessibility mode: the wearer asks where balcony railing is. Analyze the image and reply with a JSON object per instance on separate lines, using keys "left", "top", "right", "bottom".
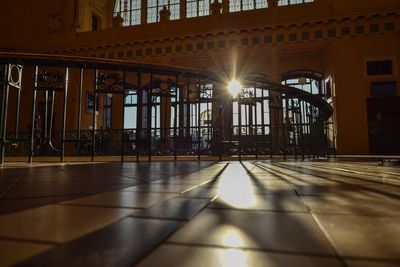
{"left": 0, "top": 52, "right": 334, "bottom": 163}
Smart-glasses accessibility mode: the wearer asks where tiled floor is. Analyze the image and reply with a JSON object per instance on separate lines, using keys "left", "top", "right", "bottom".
{"left": 0, "top": 160, "right": 399, "bottom": 266}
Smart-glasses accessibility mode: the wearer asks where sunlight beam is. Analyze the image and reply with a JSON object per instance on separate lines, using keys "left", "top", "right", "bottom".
{"left": 227, "top": 80, "right": 243, "bottom": 98}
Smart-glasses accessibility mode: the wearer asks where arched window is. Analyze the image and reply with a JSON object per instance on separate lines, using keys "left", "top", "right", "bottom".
{"left": 281, "top": 70, "right": 324, "bottom": 134}
{"left": 281, "top": 70, "right": 324, "bottom": 96}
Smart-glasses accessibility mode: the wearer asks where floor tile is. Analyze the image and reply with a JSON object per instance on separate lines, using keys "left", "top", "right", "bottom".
{"left": 121, "top": 183, "right": 195, "bottom": 193}
{"left": 150, "top": 179, "right": 207, "bottom": 185}
{"left": 61, "top": 191, "right": 176, "bottom": 208}
{"left": 208, "top": 164, "right": 297, "bottom": 195}
{"left": 0, "top": 196, "right": 86, "bottom": 215}
{"left": 345, "top": 260, "right": 400, "bottom": 267}
{"left": 201, "top": 182, "right": 296, "bottom": 195}
{"left": 0, "top": 204, "right": 136, "bottom": 243}
{"left": 136, "top": 244, "right": 343, "bottom": 267}
{"left": 0, "top": 240, "right": 53, "bottom": 267}
{"left": 1, "top": 160, "right": 399, "bottom": 265}
{"left": 182, "top": 187, "right": 220, "bottom": 198}
{"left": 210, "top": 194, "right": 307, "bottom": 212}
{"left": 133, "top": 197, "right": 210, "bottom": 220}
{"left": 201, "top": 178, "right": 292, "bottom": 187}
{"left": 168, "top": 209, "right": 336, "bottom": 255}
{"left": 3, "top": 183, "right": 137, "bottom": 200}
{"left": 17, "top": 217, "right": 183, "bottom": 267}
{"left": 302, "top": 194, "right": 400, "bottom": 215}
{"left": 292, "top": 184, "right": 361, "bottom": 196}
{"left": 315, "top": 214, "right": 400, "bottom": 260}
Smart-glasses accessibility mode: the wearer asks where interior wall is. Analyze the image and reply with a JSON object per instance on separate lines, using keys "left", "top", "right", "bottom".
{"left": 1, "top": 0, "right": 400, "bottom": 154}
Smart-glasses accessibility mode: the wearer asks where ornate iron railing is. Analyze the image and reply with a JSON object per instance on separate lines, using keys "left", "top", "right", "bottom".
{"left": 0, "top": 52, "right": 334, "bottom": 163}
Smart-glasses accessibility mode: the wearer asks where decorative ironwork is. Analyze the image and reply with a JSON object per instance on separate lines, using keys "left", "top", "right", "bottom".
{"left": 147, "top": 78, "right": 178, "bottom": 98}
{"left": 37, "top": 70, "right": 66, "bottom": 91}
{"left": 96, "top": 73, "right": 124, "bottom": 94}
{"left": 2, "top": 64, "right": 23, "bottom": 90}
{"left": 0, "top": 52, "right": 334, "bottom": 164}
{"left": 238, "top": 87, "right": 256, "bottom": 105}
{"left": 269, "top": 94, "right": 282, "bottom": 108}
{"left": 199, "top": 83, "right": 213, "bottom": 100}
{"left": 183, "top": 81, "right": 199, "bottom": 102}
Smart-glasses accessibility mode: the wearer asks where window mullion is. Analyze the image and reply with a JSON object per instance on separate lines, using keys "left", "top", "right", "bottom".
{"left": 130, "top": 0, "right": 133, "bottom": 25}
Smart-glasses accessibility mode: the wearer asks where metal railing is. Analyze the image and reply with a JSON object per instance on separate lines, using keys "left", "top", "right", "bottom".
{"left": 0, "top": 52, "right": 334, "bottom": 163}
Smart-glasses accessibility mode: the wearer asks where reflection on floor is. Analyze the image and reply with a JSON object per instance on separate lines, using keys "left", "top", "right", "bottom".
{"left": 0, "top": 160, "right": 399, "bottom": 266}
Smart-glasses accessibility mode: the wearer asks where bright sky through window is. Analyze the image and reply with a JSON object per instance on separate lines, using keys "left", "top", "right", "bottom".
{"left": 114, "top": 0, "right": 313, "bottom": 26}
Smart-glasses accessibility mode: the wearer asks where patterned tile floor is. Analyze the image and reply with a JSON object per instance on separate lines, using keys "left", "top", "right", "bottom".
{"left": 0, "top": 160, "right": 399, "bottom": 266}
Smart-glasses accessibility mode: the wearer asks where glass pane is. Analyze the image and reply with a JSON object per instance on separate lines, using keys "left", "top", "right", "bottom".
{"left": 242, "top": 0, "right": 254, "bottom": 11}
{"left": 187, "top": 1, "right": 198, "bottom": 18}
{"left": 312, "top": 80, "right": 319, "bottom": 94}
{"left": 256, "top": 0, "right": 268, "bottom": 9}
{"left": 148, "top": 0, "right": 157, "bottom": 7}
{"left": 199, "top": 0, "right": 210, "bottom": 17}
{"left": 229, "top": 0, "right": 241, "bottom": 12}
{"left": 114, "top": 0, "right": 121, "bottom": 13}
{"left": 124, "top": 106, "right": 137, "bottom": 129}
{"left": 278, "top": 0, "right": 289, "bottom": 6}
{"left": 256, "top": 102, "right": 262, "bottom": 125}
{"left": 170, "top": 3, "right": 180, "bottom": 20}
{"left": 147, "top": 7, "right": 157, "bottom": 23}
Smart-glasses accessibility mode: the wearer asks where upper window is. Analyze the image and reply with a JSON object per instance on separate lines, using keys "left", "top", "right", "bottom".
{"left": 187, "top": 0, "right": 220, "bottom": 18}
{"left": 229, "top": 0, "right": 268, "bottom": 12}
{"left": 278, "top": 0, "right": 313, "bottom": 6}
{"left": 114, "top": 0, "right": 141, "bottom": 26}
{"left": 147, "top": 0, "right": 180, "bottom": 23}
{"left": 281, "top": 70, "right": 324, "bottom": 96}
{"left": 113, "top": 0, "right": 314, "bottom": 26}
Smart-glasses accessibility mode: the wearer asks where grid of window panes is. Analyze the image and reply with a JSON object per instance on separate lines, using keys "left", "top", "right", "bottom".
{"left": 229, "top": 0, "right": 270, "bottom": 13}
{"left": 186, "top": 85, "right": 211, "bottom": 151}
{"left": 147, "top": 0, "right": 180, "bottom": 23}
{"left": 151, "top": 92, "right": 161, "bottom": 129}
{"left": 278, "top": 0, "right": 313, "bottom": 6}
{"left": 124, "top": 90, "right": 138, "bottom": 129}
{"left": 232, "top": 88, "right": 270, "bottom": 135}
{"left": 200, "top": 84, "right": 213, "bottom": 149}
{"left": 281, "top": 94, "right": 300, "bottom": 143}
{"left": 282, "top": 74, "right": 322, "bottom": 134}
{"left": 114, "top": 0, "right": 141, "bottom": 26}
{"left": 170, "top": 87, "right": 180, "bottom": 128}
{"left": 187, "top": 0, "right": 221, "bottom": 18}
{"left": 104, "top": 95, "right": 113, "bottom": 128}
{"left": 282, "top": 78, "right": 322, "bottom": 95}
{"left": 114, "top": 0, "right": 314, "bottom": 26}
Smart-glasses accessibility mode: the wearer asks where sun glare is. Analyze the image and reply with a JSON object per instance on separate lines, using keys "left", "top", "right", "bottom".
{"left": 217, "top": 164, "right": 256, "bottom": 208}
{"left": 220, "top": 225, "right": 245, "bottom": 247}
{"left": 227, "top": 80, "right": 243, "bottom": 98}
{"left": 218, "top": 249, "right": 247, "bottom": 267}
